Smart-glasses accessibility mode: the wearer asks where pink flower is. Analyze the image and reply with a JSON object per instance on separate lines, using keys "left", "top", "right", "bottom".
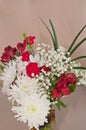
{"left": 26, "top": 62, "right": 40, "bottom": 78}
{"left": 22, "top": 51, "right": 30, "bottom": 61}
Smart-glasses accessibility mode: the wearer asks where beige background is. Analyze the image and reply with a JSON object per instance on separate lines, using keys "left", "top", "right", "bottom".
{"left": 0, "top": 0, "right": 86, "bottom": 130}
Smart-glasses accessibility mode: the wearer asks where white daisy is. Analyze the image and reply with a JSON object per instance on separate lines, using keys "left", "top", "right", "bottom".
{"left": 12, "top": 92, "right": 51, "bottom": 130}
{"left": 0, "top": 61, "right": 16, "bottom": 94}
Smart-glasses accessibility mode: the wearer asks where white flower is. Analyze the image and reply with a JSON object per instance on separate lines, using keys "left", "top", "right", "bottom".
{"left": 16, "top": 56, "right": 28, "bottom": 76}
{"left": 15, "top": 76, "right": 39, "bottom": 93}
{"left": 30, "top": 54, "right": 45, "bottom": 67}
{"left": 0, "top": 61, "right": 16, "bottom": 94}
{"left": 12, "top": 92, "right": 50, "bottom": 130}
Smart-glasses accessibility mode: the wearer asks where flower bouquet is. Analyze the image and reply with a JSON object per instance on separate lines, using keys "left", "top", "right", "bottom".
{"left": 0, "top": 19, "right": 86, "bottom": 130}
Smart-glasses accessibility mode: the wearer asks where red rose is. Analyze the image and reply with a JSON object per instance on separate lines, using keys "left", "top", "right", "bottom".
{"left": 26, "top": 62, "right": 40, "bottom": 78}
{"left": 22, "top": 51, "right": 30, "bottom": 61}
{"left": 17, "top": 42, "right": 26, "bottom": 55}
{"left": 40, "top": 65, "right": 51, "bottom": 72}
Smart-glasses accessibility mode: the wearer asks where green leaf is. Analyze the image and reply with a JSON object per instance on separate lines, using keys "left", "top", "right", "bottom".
{"left": 49, "top": 19, "right": 58, "bottom": 50}
{"left": 73, "top": 66, "right": 86, "bottom": 70}
{"left": 69, "top": 37, "right": 86, "bottom": 56}
{"left": 0, "top": 64, "right": 4, "bottom": 71}
{"left": 71, "top": 55, "right": 86, "bottom": 61}
{"left": 67, "top": 25, "right": 86, "bottom": 53}
{"left": 40, "top": 18, "right": 55, "bottom": 43}
{"left": 50, "top": 76, "right": 59, "bottom": 86}
{"left": 56, "top": 100, "right": 66, "bottom": 110}
{"left": 69, "top": 84, "right": 76, "bottom": 92}
{"left": 23, "top": 33, "right": 27, "bottom": 39}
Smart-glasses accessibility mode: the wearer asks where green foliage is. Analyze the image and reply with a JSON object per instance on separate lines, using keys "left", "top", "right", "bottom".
{"left": 56, "top": 100, "right": 66, "bottom": 110}
{"left": 69, "top": 84, "right": 76, "bottom": 92}
{"left": 40, "top": 18, "right": 58, "bottom": 51}
{"left": 71, "top": 55, "right": 86, "bottom": 61}
{"left": 69, "top": 37, "right": 86, "bottom": 56}
{"left": 0, "top": 64, "right": 4, "bottom": 71}
{"left": 67, "top": 25, "right": 86, "bottom": 53}
{"left": 73, "top": 66, "right": 86, "bottom": 70}
{"left": 23, "top": 33, "right": 27, "bottom": 39}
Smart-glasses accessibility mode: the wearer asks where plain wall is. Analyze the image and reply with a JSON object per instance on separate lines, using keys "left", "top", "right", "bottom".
{"left": 0, "top": 0, "right": 86, "bottom": 130}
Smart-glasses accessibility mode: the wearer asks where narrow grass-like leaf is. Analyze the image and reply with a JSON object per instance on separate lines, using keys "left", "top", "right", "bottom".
{"left": 69, "top": 37, "right": 86, "bottom": 56}
{"left": 67, "top": 25, "right": 86, "bottom": 53}
{"left": 73, "top": 67, "right": 86, "bottom": 70}
{"left": 49, "top": 19, "right": 58, "bottom": 50}
{"left": 39, "top": 18, "right": 55, "bottom": 46}
{"left": 71, "top": 56, "right": 86, "bottom": 61}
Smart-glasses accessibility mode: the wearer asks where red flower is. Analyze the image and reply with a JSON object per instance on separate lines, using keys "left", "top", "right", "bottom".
{"left": 26, "top": 36, "right": 35, "bottom": 45}
{"left": 1, "top": 46, "right": 16, "bottom": 62}
{"left": 4, "top": 46, "right": 16, "bottom": 58}
{"left": 51, "top": 79, "right": 70, "bottom": 99}
{"left": 22, "top": 51, "right": 30, "bottom": 61}
{"left": 51, "top": 89, "right": 62, "bottom": 99}
{"left": 26, "top": 62, "right": 40, "bottom": 78}
{"left": 17, "top": 42, "right": 26, "bottom": 55}
{"left": 40, "top": 65, "right": 51, "bottom": 72}
{"left": 61, "top": 73, "right": 77, "bottom": 85}
{"left": 1, "top": 53, "right": 10, "bottom": 62}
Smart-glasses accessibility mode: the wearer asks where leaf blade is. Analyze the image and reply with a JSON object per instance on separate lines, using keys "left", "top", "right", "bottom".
{"left": 69, "top": 37, "right": 86, "bottom": 56}
{"left": 67, "top": 25, "right": 86, "bottom": 53}
{"left": 49, "top": 19, "right": 58, "bottom": 50}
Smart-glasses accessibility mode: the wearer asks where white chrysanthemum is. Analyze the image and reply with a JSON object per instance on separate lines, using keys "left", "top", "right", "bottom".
{"left": 16, "top": 56, "right": 28, "bottom": 76}
{"left": 12, "top": 93, "right": 50, "bottom": 130}
{"left": 30, "top": 54, "right": 45, "bottom": 67}
{"left": 15, "top": 76, "right": 38, "bottom": 93}
{"left": 0, "top": 61, "right": 16, "bottom": 94}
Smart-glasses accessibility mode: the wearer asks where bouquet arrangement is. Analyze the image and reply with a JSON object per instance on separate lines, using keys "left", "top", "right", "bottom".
{"left": 0, "top": 20, "right": 86, "bottom": 130}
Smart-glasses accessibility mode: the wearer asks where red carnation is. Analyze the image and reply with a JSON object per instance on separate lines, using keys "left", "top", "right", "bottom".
{"left": 17, "top": 42, "right": 26, "bottom": 55}
{"left": 4, "top": 46, "right": 16, "bottom": 58}
{"left": 26, "top": 62, "right": 40, "bottom": 78}
{"left": 51, "top": 89, "right": 62, "bottom": 99}
{"left": 1, "top": 46, "right": 16, "bottom": 62}
{"left": 40, "top": 65, "right": 51, "bottom": 72}
{"left": 61, "top": 73, "right": 77, "bottom": 85}
{"left": 26, "top": 36, "right": 35, "bottom": 45}
{"left": 22, "top": 51, "right": 30, "bottom": 61}
{"left": 1, "top": 53, "right": 10, "bottom": 62}
{"left": 51, "top": 79, "right": 70, "bottom": 99}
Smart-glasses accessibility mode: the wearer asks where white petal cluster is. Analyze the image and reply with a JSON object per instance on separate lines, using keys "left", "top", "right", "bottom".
{"left": 0, "top": 61, "right": 17, "bottom": 94}
{"left": 12, "top": 92, "right": 50, "bottom": 130}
